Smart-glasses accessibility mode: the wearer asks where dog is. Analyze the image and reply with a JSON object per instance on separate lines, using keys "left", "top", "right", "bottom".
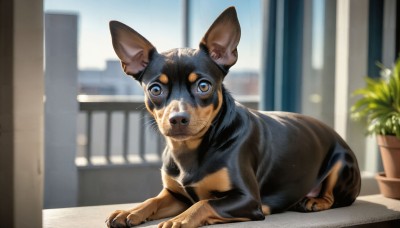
{"left": 106, "top": 7, "right": 361, "bottom": 228}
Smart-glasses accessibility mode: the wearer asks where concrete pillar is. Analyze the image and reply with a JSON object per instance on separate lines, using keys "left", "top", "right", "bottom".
{"left": 44, "top": 13, "right": 78, "bottom": 208}
{"left": 0, "top": 0, "right": 44, "bottom": 227}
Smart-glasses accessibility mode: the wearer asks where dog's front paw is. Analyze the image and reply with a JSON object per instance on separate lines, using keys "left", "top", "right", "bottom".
{"left": 158, "top": 219, "right": 202, "bottom": 228}
{"left": 156, "top": 206, "right": 207, "bottom": 228}
{"left": 106, "top": 209, "right": 145, "bottom": 227}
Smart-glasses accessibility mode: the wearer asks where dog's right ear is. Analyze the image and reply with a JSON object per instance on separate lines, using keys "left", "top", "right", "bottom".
{"left": 109, "top": 21, "right": 156, "bottom": 80}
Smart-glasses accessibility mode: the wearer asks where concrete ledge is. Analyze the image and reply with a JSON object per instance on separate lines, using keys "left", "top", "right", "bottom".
{"left": 43, "top": 195, "right": 400, "bottom": 228}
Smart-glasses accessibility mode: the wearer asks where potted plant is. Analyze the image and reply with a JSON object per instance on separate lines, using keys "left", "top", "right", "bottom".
{"left": 351, "top": 57, "right": 400, "bottom": 199}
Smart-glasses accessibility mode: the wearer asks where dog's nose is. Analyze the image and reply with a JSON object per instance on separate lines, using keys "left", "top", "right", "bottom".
{"left": 169, "top": 112, "right": 190, "bottom": 126}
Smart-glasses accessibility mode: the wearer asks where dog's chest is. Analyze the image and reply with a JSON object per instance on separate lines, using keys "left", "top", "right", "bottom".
{"left": 162, "top": 167, "right": 232, "bottom": 203}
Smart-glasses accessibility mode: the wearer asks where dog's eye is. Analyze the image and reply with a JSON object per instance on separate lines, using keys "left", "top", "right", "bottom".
{"left": 149, "top": 84, "right": 162, "bottom": 96}
{"left": 197, "top": 80, "right": 211, "bottom": 93}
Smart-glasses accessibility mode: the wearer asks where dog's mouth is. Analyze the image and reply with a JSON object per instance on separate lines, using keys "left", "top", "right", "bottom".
{"left": 163, "top": 121, "right": 209, "bottom": 142}
{"left": 167, "top": 133, "right": 192, "bottom": 141}
{"left": 165, "top": 128, "right": 191, "bottom": 139}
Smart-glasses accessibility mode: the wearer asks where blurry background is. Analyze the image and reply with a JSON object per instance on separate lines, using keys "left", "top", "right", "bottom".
{"left": 1, "top": 2, "right": 399, "bottom": 225}
{"left": 42, "top": 0, "right": 399, "bottom": 208}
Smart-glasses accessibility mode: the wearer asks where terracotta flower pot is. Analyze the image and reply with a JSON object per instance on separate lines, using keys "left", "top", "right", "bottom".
{"left": 375, "top": 172, "right": 400, "bottom": 199}
{"left": 376, "top": 135, "right": 400, "bottom": 178}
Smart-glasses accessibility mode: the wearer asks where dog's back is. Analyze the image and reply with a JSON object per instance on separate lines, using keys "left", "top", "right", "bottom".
{"left": 254, "top": 110, "right": 360, "bottom": 212}
{"left": 202, "top": 92, "right": 361, "bottom": 213}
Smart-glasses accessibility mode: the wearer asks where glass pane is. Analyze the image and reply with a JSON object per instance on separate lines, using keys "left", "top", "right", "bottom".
{"left": 301, "top": 0, "right": 335, "bottom": 127}
{"left": 45, "top": 0, "right": 183, "bottom": 95}
{"left": 189, "top": 0, "right": 262, "bottom": 96}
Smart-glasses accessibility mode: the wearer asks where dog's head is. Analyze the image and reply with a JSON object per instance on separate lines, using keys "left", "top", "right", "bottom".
{"left": 109, "top": 7, "right": 240, "bottom": 148}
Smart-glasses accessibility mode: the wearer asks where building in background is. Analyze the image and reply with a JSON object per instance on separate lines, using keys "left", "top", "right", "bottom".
{"left": 78, "top": 60, "right": 143, "bottom": 95}
{"left": 224, "top": 71, "right": 259, "bottom": 96}
{"left": 79, "top": 62, "right": 259, "bottom": 96}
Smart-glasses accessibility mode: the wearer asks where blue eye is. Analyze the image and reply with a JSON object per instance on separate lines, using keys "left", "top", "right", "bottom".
{"left": 149, "top": 84, "right": 162, "bottom": 96}
{"left": 197, "top": 80, "right": 211, "bottom": 93}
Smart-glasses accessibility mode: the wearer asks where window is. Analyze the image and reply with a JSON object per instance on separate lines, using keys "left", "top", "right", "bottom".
{"left": 44, "top": 0, "right": 263, "bottom": 97}
{"left": 188, "top": 0, "right": 262, "bottom": 96}
{"left": 301, "top": 0, "right": 336, "bottom": 127}
{"left": 45, "top": 0, "right": 183, "bottom": 96}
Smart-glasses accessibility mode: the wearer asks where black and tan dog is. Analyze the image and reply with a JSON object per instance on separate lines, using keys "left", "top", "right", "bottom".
{"left": 106, "top": 7, "right": 361, "bottom": 228}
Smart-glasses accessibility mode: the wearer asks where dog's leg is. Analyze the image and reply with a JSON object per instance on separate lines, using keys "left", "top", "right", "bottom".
{"left": 157, "top": 200, "right": 252, "bottom": 228}
{"left": 294, "top": 161, "right": 342, "bottom": 212}
{"left": 158, "top": 189, "right": 265, "bottom": 228}
{"left": 106, "top": 189, "right": 188, "bottom": 227}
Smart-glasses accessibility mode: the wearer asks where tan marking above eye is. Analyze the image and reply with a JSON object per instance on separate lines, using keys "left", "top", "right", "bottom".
{"left": 188, "top": 72, "right": 198, "bottom": 83}
{"left": 191, "top": 167, "right": 231, "bottom": 200}
{"left": 159, "top": 74, "right": 169, "bottom": 84}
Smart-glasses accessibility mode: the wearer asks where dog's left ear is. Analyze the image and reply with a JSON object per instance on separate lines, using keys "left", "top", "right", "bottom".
{"left": 200, "top": 7, "right": 241, "bottom": 70}
{"left": 109, "top": 21, "right": 156, "bottom": 79}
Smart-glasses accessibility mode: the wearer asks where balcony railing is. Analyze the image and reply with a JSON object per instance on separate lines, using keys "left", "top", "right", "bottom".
{"left": 77, "top": 95, "right": 259, "bottom": 166}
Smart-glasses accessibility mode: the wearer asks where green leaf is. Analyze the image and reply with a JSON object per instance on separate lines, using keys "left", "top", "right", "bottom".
{"left": 350, "top": 57, "right": 400, "bottom": 138}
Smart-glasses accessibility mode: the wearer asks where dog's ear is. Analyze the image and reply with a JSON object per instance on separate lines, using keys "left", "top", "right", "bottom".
{"left": 200, "top": 7, "right": 241, "bottom": 70}
{"left": 109, "top": 21, "right": 156, "bottom": 80}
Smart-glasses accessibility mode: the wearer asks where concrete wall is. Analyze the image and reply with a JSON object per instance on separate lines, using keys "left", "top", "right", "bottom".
{"left": 78, "top": 164, "right": 163, "bottom": 206}
{"left": 0, "top": 0, "right": 44, "bottom": 227}
{"left": 44, "top": 13, "right": 79, "bottom": 208}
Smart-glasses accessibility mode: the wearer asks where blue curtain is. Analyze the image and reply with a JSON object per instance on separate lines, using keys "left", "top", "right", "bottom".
{"left": 260, "top": 0, "right": 304, "bottom": 112}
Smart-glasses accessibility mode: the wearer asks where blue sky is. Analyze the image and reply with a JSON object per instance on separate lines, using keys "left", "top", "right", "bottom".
{"left": 44, "top": 0, "right": 262, "bottom": 71}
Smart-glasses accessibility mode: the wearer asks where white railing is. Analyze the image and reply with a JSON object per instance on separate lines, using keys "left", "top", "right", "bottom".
{"left": 77, "top": 95, "right": 259, "bottom": 166}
